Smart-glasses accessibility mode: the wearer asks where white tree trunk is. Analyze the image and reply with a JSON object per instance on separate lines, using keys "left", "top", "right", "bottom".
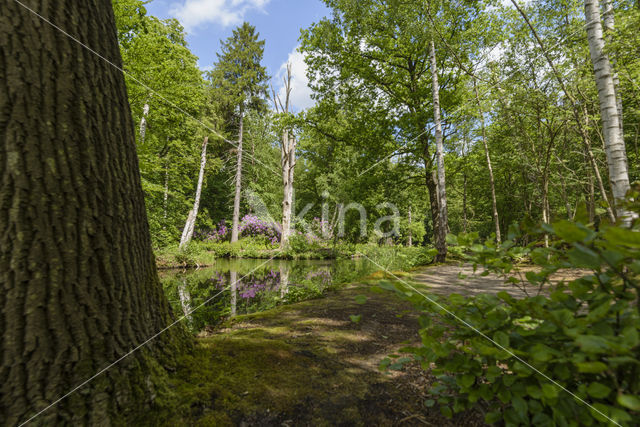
{"left": 273, "top": 64, "right": 297, "bottom": 248}
{"left": 163, "top": 161, "right": 169, "bottom": 224}
{"left": 139, "top": 101, "right": 149, "bottom": 143}
{"left": 585, "top": 0, "right": 632, "bottom": 221}
{"left": 474, "top": 80, "right": 501, "bottom": 243}
{"left": 602, "top": 0, "right": 624, "bottom": 135}
{"left": 231, "top": 111, "right": 244, "bottom": 243}
{"left": 180, "top": 136, "right": 209, "bottom": 248}
{"left": 430, "top": 41, "right": 449, "bottom": 248}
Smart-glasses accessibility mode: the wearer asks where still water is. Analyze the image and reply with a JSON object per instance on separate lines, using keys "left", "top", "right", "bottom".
{"left": 160, "top": 257, "right": 380, "bottom": 332}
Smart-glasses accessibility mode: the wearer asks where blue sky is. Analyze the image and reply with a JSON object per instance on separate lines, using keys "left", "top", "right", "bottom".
{"left": 145, "top": 0, "right": 331, "bottom": 110}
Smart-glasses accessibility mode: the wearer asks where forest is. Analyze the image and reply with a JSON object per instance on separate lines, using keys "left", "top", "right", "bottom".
{"left": 1, "top": 0, "right": 639, "bottom": 425}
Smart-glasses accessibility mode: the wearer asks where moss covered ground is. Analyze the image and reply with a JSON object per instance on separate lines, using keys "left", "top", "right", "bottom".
{"left": 140, "top": 271, "right": 484, "bottom": 426}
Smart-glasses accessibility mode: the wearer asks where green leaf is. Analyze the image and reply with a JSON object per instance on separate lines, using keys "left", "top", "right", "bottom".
{"left": 440, "top": 405, "right": 453, "bottom": 418}
{"left": 575, "top": 361, "right": 608, "bottom": 373}
{"left": 553, "top": 220, "right": 589, "bottom": 243}
{"left": 541, "top": 383, "right": 559, "bottom": 399}
{"left": 586, "top": 382, "right": 611, "bottom": 399}
{"left": 575, "top": 335, "right": 611, "bottom": 354}
{"left": 567, "top": 244, "right": 601, "bottom": 269}
{"left": 457, "top": 374, "right": 476, "bottom": 388}
{"left": 354, "top": 295, "right": 368, "bottom": 304}
{"left": 493, "top": 330, "right": 510, "bottom": 347}
{"left": 424, "top": 399, "right": 435, "bottom": 408}
{"left": 349, "top": 314, "right": 362, "bottom": 323}
{"left": 485, "top": 411, "right": 502, "bottom": 424}
{"left": 617, "top": 394, "right": 640, "bottom": 411}
{"left": 512, "top": 396, "right": 528, "bottom": 420}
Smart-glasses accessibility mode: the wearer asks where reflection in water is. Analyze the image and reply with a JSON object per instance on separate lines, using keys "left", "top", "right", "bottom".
{"left": 160, "top": 258, "right": 380, "bottom": 332}
{"left": 280, "top": 265, "right": 289, "bottom": 298}
{"left": 178, "top": 278, "right": 192, "bottom": 322}
{"left": 230, "top": 270, "right": 237, "bottom": 317}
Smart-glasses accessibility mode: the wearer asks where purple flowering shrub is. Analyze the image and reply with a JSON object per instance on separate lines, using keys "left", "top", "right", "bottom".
{"left": 194, "top": 220, "right": 230, "bottom": 242}
{"left": 239, "top": 215, "right": 281, "bottom": 245}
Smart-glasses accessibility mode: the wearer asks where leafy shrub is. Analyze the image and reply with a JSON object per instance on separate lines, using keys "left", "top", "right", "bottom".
{"left": 239, "top": 214, "right": 281, "bottom": 244}
{"left": 385, "top": 202, "right": 640, "bottom": 426}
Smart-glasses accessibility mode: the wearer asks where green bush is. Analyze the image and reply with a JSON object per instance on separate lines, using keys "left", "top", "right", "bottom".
{"left": 384, "top": 202, "right": 640, "bottom": 426}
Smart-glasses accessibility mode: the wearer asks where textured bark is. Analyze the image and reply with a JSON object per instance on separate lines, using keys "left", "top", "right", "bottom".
{"left": 473, "top": 80, "right": 501, "bottom": 243}
{"left": 0, "top": 2, "right": 188, "bottom": 424}
{"left": 585, "top": 0, "right": 632, "bottom": 221}
{"left": 180, "top": 136, "right": 209, "bottom": 248}
{"left": 602, "top": 0, "right": 624, "bottom": 135}
{"left": 430, "top": 41, "right": 448, "bottom": 262}
{"left": 231, "top": 112, "right": 244, "bottom": 243}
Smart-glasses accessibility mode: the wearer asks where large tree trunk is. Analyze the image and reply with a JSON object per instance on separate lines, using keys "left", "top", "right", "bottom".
{"left": 585, "top": 0, "right": 631, "bottom": 221}
{"left": 0, "top": 2, "right": 189, "bottom": 424}
{"left": 473, "top": 80, "right": 501, "bottom": 243}
{"left": 180, "top": 136, "right": 209, "bottom": 248}
{"left": 430, "top": 40, "right": 448, "bottom": 262}
{"left": 231, "top": 111, "right": 244, "bottom": 242}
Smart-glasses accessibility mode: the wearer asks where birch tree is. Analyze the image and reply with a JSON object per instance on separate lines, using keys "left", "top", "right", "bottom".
{"left": 585, "top": 0, "right": 632, "bottom": 221}
{"left": 180, "top": 136, "right": 209, "bottom": 248}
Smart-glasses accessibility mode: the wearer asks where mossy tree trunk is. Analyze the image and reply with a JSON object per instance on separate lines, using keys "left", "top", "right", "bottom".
{"left": 0, "top": 1, "right": 189, "bottom": 424}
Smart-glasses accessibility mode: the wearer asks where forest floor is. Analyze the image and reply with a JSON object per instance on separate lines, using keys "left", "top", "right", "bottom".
{"left": 150, "top": 264, "right": 581, "bottom": 426}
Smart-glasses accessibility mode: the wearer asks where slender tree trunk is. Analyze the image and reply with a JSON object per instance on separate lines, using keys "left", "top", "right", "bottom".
{"left": 0, "top": 2, "right": 189, "bottom": 424}
{"left": 273, "top": 64, "right": 297, "bottom": 248}
{"left": 602, "top": 0, "right": 624, "bottom": 135}
{"left": 473, "top": 80, "right": 501, "bottom": 243}
{"left": 139, "top": 100, "right": 149, "bottom": 143}
{"left": 231, "top": 111, "right": 244, "bottom": 243}
{"left": 180, "top": 136, "right": 209, "bottom": 248}
{"left": 430, "top": 40, "right": 448, "bottom": 262}
{"left": 462, "top": 174, "right": 469, "bottom": 233}
{"left": 408, "top": 205, "right": 413, "bottom": 246}
{"left": 585, "top": 0, "right": 632, "bottom": 222}
{"left": 163, "top": 161, "right": 169, "bottom": 225}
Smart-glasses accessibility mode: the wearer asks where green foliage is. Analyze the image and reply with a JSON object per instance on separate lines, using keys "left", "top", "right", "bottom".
{"left": 386, "top": 205, "right": 640, "bottom": 425}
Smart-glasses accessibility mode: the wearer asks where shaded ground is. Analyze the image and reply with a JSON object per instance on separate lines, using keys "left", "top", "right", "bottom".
{"left": 146, "top": 270, "right": 486, "bottom": 426}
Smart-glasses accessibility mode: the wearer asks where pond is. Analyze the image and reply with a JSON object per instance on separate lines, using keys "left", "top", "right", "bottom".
{"left": 160, "top": 257, "right": 382, "bottom": 332}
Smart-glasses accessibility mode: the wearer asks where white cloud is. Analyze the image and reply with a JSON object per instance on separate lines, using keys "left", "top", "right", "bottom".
{"left": 170, "top": 0, "right": 270, "bottom": 32}
{"left": 275, "top": 46, "right": 314, "bottom": 111}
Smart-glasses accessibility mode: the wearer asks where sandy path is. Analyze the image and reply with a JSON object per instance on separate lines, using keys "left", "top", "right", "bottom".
{"left": 412, "top": 264, "right": 587, "bottom": 298}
